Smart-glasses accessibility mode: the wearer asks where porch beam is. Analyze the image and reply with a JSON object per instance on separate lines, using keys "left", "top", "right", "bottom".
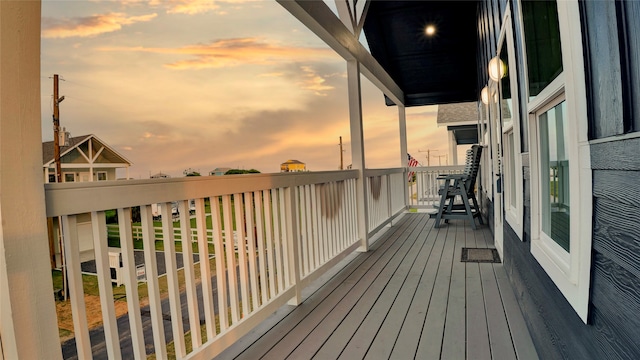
{"left": 0, "top": 1, "right": 62, "bottom": 359}
{"left": 277, "top": 0, "right": 404, "bottom": 105}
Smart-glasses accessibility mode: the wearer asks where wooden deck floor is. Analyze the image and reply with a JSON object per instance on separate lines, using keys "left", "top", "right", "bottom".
{"left": 219, "top": 213, "right": 538, "bottom": 360}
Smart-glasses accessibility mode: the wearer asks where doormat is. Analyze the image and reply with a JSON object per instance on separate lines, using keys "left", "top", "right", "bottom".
{"left": 461, "top": 248, "right": 501, "bottom": 263}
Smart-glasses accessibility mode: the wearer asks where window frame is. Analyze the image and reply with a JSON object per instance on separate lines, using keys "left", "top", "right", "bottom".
{"left": 498, "top": 9, "right": 524, "bottom": 240}
{"left": 523, "top": 0, "right": 592, "bottom": 323}
{"left": 63, "top": 172, "right": 75, "bottom": 183}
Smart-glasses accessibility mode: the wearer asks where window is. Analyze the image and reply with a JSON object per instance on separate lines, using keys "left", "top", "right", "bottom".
{"left": 498, "top": 10, "right": 523, "bottom": 239}
{"left": 538, "top": 99, "right": 570, "bottom": 252}
{"left": 64, "top": 173, "right": 75, "bottom": 182}
{"left": 522, "top": 0, "right": 592, "bottom": 323}
{"left": 48, "top": 174, "right": 56, "bottom": 183}
{"left": 522, "top": 0, "right": 563, "bottom": 100}
{"left": 97, "top": 171, "right": 107, "bottom": 181}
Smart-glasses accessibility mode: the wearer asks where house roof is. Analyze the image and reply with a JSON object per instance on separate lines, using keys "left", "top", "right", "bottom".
{"left": 281, "top": 160, "right": 305, "bottom": 165}
{"left": 436, "top": 102, "right": 479, "bottom": 126}
{"left": 363, "top": 1, "right": 479, "bottom": 106}
{"left": 436, "top": 102, "right": 479, "bottom": 145}
{"left": 42, "top": 134, "right": 132, "bottom": 167}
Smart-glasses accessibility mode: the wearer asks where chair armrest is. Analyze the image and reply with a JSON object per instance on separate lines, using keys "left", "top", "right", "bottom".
{"left": 438, "top": 174, "right": 468, "bottom": 180}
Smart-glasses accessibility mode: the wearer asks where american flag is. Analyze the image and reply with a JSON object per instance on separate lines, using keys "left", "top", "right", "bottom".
{"left": 408, "top": 153, "right": 419, "bottom": 181}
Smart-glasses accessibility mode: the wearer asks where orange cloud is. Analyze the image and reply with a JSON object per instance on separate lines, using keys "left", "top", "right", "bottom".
{"left": 167, "top": 0, "right": 220, "bottom": 15}
{"left": 298, "top": 66, "right": 334, "bottom": 96}
{"left": 42, "top": 13, "right": 157, "bottom": 39}
{"left": 99, "top": 38, "right": 336, "bottom": 69}
{"left": 122, "top": 0, "right": 247, "bottom": 15}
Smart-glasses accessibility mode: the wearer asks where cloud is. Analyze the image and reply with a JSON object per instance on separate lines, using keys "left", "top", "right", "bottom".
{"left": 99, "top": 38, "right": 336, "bottom": 69}
{"left": 166, "top": 0, "right": 220, "bottom": 15}
{"left": 298, "top": 66, "right": 334, "bottom": 96}
{"left": 42, "top": 12, "right": 157, "bottom": 39}
{"left": 121, "top": 0, "right": 247, "bottom": 15}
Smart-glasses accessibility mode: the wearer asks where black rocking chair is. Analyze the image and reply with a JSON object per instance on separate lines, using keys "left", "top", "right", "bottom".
{"left": 431, "top": 144, "right": 483, "bottom": 229}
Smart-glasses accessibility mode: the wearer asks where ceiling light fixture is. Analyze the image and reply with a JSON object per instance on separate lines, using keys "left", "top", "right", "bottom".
{"left": 425, "top": 25, "right": 436, "bottom": 36}
{"left": 488, "top": 56, "right": 506, "bottom": 81}
{"left": 481, "top": 86, "right": 489, "bottom": 105}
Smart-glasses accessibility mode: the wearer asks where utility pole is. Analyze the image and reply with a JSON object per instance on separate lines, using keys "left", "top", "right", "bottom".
{"left": 52, "top": 74, "right": 65, "bottom": 183}
{"left": 434, "top": 154, "right": 448, "bottom": 166}
{"left": 418, "top": 148, "right": 437, "bottom": 166}
{"left": 52, "top": 74, "right": 67, "bottom": 300}
{"left": 339, "top": 136, "right": 344, "bottom": 170}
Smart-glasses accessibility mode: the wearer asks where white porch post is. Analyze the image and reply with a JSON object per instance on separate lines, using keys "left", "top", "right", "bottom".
{"left": 398, "top": 105, "right": 408, "bottom": 209}
{"left": 448, "top": 130, "right": 458, "bottom": 165}
{"left": 347, "top": 60, "right": 369, "bottom": 252}
{"left": 0, "top": 2, "right": 62, "bottom": 359}
{"left": 89, "top": 138, "right": 94, "bottom": 181}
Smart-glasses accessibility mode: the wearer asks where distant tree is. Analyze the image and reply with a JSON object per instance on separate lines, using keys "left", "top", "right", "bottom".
{"left": 225, "top": 169, "right": 261, "bottom": 175}
{"left": 183, "top": 168, "right": 201, "bottom": 176}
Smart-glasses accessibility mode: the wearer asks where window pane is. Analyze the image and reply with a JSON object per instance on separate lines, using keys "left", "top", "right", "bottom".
{"left": 522, "top": 0, "right": 563, "bottom": 99}
{"left": 64, "top": 173, "right": 75, "bottom": 182}
{"left": 98, "top": 172, "right": 107, "bottom": 181}
{"left": 539, "top": 101, "right": 570, "bottom": 252}
{"left": 499, "top": 41, "right": 513, "bottom": 129}
{"left": 508, "top": 132, "right": 516, "bottom": 209}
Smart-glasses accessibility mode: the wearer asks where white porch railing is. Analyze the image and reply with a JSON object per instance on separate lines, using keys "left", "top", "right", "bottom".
{"left": 364, "top": 168, "right": 407, "bottom": 234}
{"left": 408, "top": 166, "right": 466, "bottom": 208}
{"left": 44, "top": 169, "right": 409, "bottom": 359}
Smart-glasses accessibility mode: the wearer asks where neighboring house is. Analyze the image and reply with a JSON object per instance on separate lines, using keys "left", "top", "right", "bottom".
{"left": 42, "top": 133, "right": 131, "bottom": 183}
{"left": 209, "top": 167, "right": 231, "bottom": 176}
{"left": 280, "top": 159, "right": 306, "bottom": 172}
{"left": 436, "top": 102, "right": 479, "bottom": 165}
{"left": 150, "top": 172, "right": 171, "bottom": 179}
{"left": 43, "top": 134, "right": 131, "bottom": 268}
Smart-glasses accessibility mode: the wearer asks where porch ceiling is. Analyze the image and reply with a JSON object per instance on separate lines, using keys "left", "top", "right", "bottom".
{"left": 363, "top": 1, "right": 479, "bottom": 107}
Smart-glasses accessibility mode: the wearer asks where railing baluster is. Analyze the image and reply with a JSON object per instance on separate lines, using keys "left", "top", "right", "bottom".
{"left": 327, "top": 182, "right": 336, "bottom": 258}
{"left": 263, "top": 190, "right": 276, "bottom": 299}
{"left": 233, "top": 193, "right": 250, "bottom": 318}
{"left": 304, "top": 184, "right": 315, "bottom": 273}
{"left": 178, "top": 200, "right": 202, "bottom": 348}
{"left": 118, "top": 207, "right": 147, "bottom": 360}
{"left": 61, "top": 215, "right": 92, "bottom": 359}
{"left": 211, "top": 196, "right": 229, "bottom": 331}
{"left": 271, "top": 189, "right": 285, "bottom": 291}
{"left": 311, "top": 184, "right": 322, "bottom": 266}
{"left": 140, "top": 205, "right": 167, "bottom": 360}
{"left": 194, "top": 197, "right": 216, "bottom": 339}
{"left": 299, "top": 186, "right": 310, "bottom": 276}
{"left": 254, "top": 191, "right": 269, "bottom": 305}
{"left": 91, "top": 211, "right": 122, "bottom": 360}
{"left": 243, "top": 192, "right": 260, "bottom": 312}
{"left": 160, "top": 202, "right": 186, "bottom": 358}
{"left": 221, "top": 195, "right": 240, "bottom": 323}
{"left": 285, "top": 186, "right": 301, "bottom": 305}
{"left": 278, "top": 188, "right": 291, "bottom": 288}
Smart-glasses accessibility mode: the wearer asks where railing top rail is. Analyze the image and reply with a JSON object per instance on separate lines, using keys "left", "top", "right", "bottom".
{"left": 45, "top": 170, "right": 359, "bottom": 217}
{"left": 364, "top": 167, "right": 404, "bottom": 177}
{"left": 411, "top": 165, "right": 465, "bottom": 171}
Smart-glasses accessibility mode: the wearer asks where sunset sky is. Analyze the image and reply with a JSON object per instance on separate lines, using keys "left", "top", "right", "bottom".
{"left": 40, "top": 0, "right": 449, "bottom": 179}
